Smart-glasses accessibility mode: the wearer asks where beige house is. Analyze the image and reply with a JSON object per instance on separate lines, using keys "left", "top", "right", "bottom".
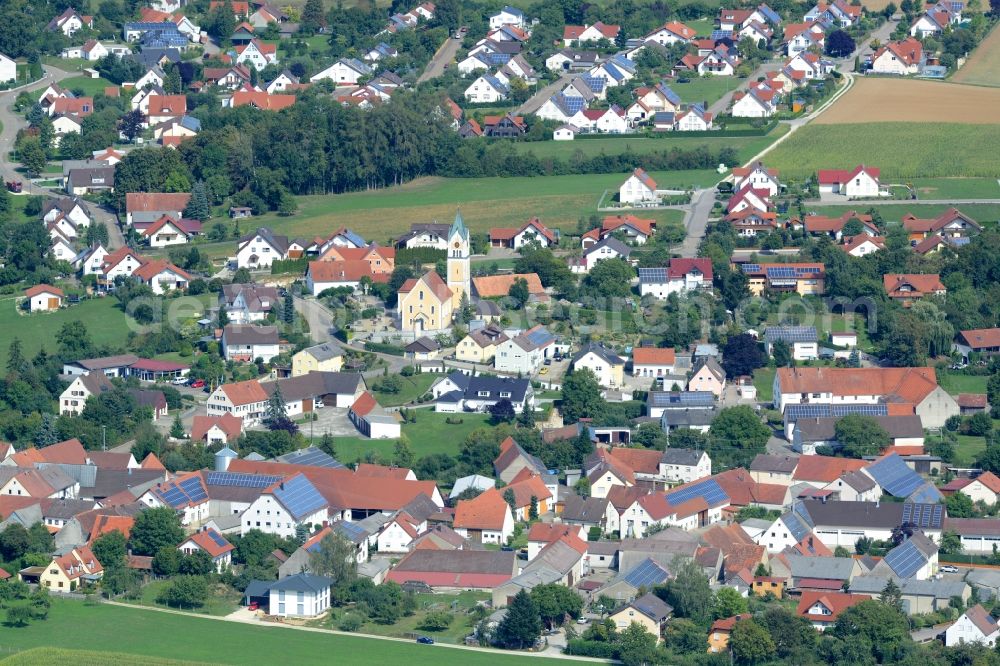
{"left": 398, "top": 270, "right": 454, "bottom": 334}
{"left": 59, "top": 372, "right": 114, "bottom": 416}
{"left": 571, "top": 343, "right": 625, "bottom": 389}
{"left": 292, "top": 343, "right": 343, "bottom": 377}
{"left": 456, "top": 325, "right": 508, "bottom": 363}
{"left": 609, "top": 593, "right": 672, "bottom": 640}
{"left": 945, "top": 471, "right": 1000, "bottom": 505}
{"left": 35, "top": 545, "right": 103, "bottom": 592}
{"left": 688, "top": 357, "right": 726, "bottom": 396}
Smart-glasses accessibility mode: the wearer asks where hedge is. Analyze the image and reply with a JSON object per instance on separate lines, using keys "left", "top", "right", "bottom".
{"left": 364, "top": 341, "right": 405, "bottom": 356}
{"left": 270, "top": 257, "right": 309, "bottom": 275}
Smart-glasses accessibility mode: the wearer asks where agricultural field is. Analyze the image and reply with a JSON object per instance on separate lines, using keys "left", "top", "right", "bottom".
{"left": 814, "top": 78, "right": 1000, "bottom": 124}
{"left": 951, "top": 24, "right": 1000, "bottom": 87}
{"left": 513, "top": 125, "right": 788, "bottom": 164}
{"left": 246, "top": 171, "right": 704, "bottom": 244}
{"left": 0, "top": 296, "right": 133, "bottom": 359}
{"left": 0, "top": 600, "right": 555, "bottom": 666}
{"left": 765, "top": 123, "right": 1000, "bottom": 179}
{"left": 908, "top": 178, "right": 1000, "bottom": 200}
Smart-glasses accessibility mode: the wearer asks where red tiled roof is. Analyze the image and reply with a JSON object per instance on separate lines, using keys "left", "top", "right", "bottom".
{"left": 632, "top": 347, "right": 676, "bottom": 366}
{"left": 957, "top": 393, "right": 988, "bottom": 408}
{"left": 472, "top": 273, "right": 544, "bottom": 298}
{"left": 797, "top": 591, "right": 870, "bottom": 623}
{"left": 219, "top": 379, "right": 268, "bottom": 406}
{"left": 147, "top": 95, "right": 187, "bottom": 117}
{"left": 191, "top": 414, "right": 243, "bottom": 441}
{"left": 308, "top": 260, "right": 389, "bottom": 284}
{"left": 668, "top": 257, "right": 713, "bottom": 280}
{"left": 602, "top": 214, "right": 655, "bottom": 237}
{"left": 132, "top": 259, "right": 192, "bottom": 283}
{"left": 231, "top": 90, "right": 296, "bottom": 110}
{"left": 454, "top": 488, "right": 510, "bottom": 530}
{"left": 777, "top": 367, "right": 940, "bottom": 406}
{"left": 959, "top": 328, "right": 1000, "bottom": 350}
{"left": 355, "top": 463, "right": 412, "bottom": 479}
{"left": 398, "top": 270, "right": 452, "bottom": 302}
{"left": 184, "top": 528, "right": 234, "bottom": 558}
{"left": 791, "top": 455, "right": 868, "bottom": 483}
{"left": 24, "top": 284, "right": 64, "bottom": 298}
{"left": 126, "top": 193, "right": 191, "bottom": 214}
{"left": 350, "top": 391, "right": 378, "bottom": 417}
{"left": 817, "top": 165, "right": 880, "bottom": 185}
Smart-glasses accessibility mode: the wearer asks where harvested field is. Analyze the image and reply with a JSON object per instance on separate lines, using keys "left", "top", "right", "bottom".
{"left": 952, "top": 24, "right": 1000, "bottom": 86}
{"left": 814, "top": 77, "right": 1000, "bottom": 124}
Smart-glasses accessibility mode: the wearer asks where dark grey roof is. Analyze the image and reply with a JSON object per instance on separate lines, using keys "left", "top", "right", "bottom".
{"left": 750, "top": 454, "right": 799, "bottom": 474}
{"left": 465, "top": 375, "right": 531, "bottom": 403}
{"left": 794, "top": 415, "right": 924, "bottom": 442}
{"left": 798, "top": 500, "right": 943, "bottom": 530}
{"left": 392, "top": 549, "right": 517, "bottom": 575}
{"left": 243, "top": 580, "right": 272, "bottom": 598}
{"left": 79, "top": 469, "right": 168, "bottom": 499}
{"left": 849, "top": 575, "right": 968, "bottom": 599}
{"left": 78, "top": 372, "right": 114, "bottom": 396}
{"left": 572, "top": 342, "right": 625, "bottom": 367}
{"left": 223, "top": 324, "right": 279, "bottom": 346}
{"left": 586, "top": 237, "right": 631, "bottom": 258}
{"left": 268, "top": 572, "right": 332, "bottom": 593}
{"left": 299, "top": 343, "right": 341, "bottom": 362}
{"left": 626, "top": 592, "right": 673, "bottom": 621}
{"left": 661, "top": 408, "right": 718, "bottom": 427}
{"left": 561, "top": 494, "right": 610, "bottom": 523}
{"left": 660, "top": 448, "right": 706, "bottom": 466}
{"left": 692, "top": 356, "right": 725, "bottom": 381}
{"left": 262, "top": 372, "right": 365, "bottom": 402}
{"left": 42, "top": 498, "right": 96, "bottom": 520}
{"left": 222, "top": 283, "right": 278, "bottom": 312}
{"left": 784, "top": 554, "right": 857, "bottom": 581}
{"left": 240, "top": 228, "right": 290, "bottom": 255}
{"left": 401, "top": 493, "right": 439, "bottom": 524}
{"left": 839, "top": 470, "right": 876, "bottom": 493}
{"left": 275, "top": 446, "right": 345, "bottom": 469}
{"left": 405, "top": 337, "right": 440, "bottom": 353}
{"left": 67, "top": 166, "right": 115, "bottom": 189}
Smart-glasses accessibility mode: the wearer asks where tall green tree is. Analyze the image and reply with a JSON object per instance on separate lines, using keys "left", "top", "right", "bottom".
{"left": 561, "top": 368, "right": 604, "bottom": 423}
{"left": 308, "top": 533, "right": 358, "bottom": 584}
{"left": 91, "top": 530, "right": 127, "bottom": 571}
{"left": 184, "top": 180, "right": 212, "bottom": 221}
{"left": 617, "top": 622, "right": 658, "bottom": 666}
{"left": 657, "top": 557, "right": 712, "bottom": 624}
{"left": 129, "top": 507, "right": 185, "bottom": 556}
{"left": 831, "top": 599, "right": 912, "bottom": 664}
{"left": 834, "top": 414, "right": 890, "bottom": 458}
{"left": 730, "top": 618, "right": 776, "bottom": 665}
{"left": 531, "top": 584, "right": 583, "bottom": 628}
{"left": 496, "top": 589, "right": 542, "bottom": 649}
{"left": 708, "top": 406, "right": 771, "bottom": 468}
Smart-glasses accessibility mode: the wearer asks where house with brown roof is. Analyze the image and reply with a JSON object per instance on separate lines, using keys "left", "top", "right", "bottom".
{"left": 349, "top": 391, "right": 401, "bottom": 439}
{"left": 796, "top": 591, "right": 870, "bottom": 631}
{"left": 947, "top": 604, "right": 1000, "bottom": 647}
{"left": 871, "top": 37, "right": 923, "bottom": 75}
{"left": 774, "top": 366, "right": 959, "bottom": 429}
{"left": 472, "top": 273, "right": 547, "bottom": 303}
{"left": 956, "top": 328, "right": 1000, "bottom": 361}
{"left": 452, "top": 488, "right": 515, "bottom": 544}
{"left": 190, "top": 414, "right": 244, "bottom": 444}
{"left": 494, "top": 436, "right": 546, "bottom": 484}
{"left": 305, "top": 259, "right": 390, "bottom": 296}
{"left": 59, "top": 372, "right": 113, "bottom": 416}
{"left": 941, "top": 471, "right": 1000, "bottom": 506}
{"left": 125, "top": 192, "right": 191, "bottom": 227}
{"left": 24, "top": 284, "right": 64, "bottom": 312}
{"left": 631, "top": 347, "right": 676, "bottom": 378}
{"left": 206, "top": 379, "right": 270, "bottom": 425}
{"left": 386, "top": 549, "right": 517, "bottom": 591}
{"left": 802, "top": 210, "right": 877, "bottom": 240}
{"left": 179, "top": 527, "right": 234, "bottom": 572}
{"left": 619, "top": 168, "right": 658, "bottom": 205}
{"left": 708, "top": 613, "right": 752, "bottom": 652}
{"left": 489, "top": 217, "right": 558, "bottom": 249}
{"left": 503, "top": 470, "right": 553, "bottom": 520}
{"left": 456, "top": 324, "right": 508, "bottom": 364}
{"left": 883, "top": 273, "right": 946, "bottom": 304}
{"left": 902, "top": 207, "right": 980, "bottom": 243}
{"left": 32, "top": 545, "right": 103, "bottom": 592}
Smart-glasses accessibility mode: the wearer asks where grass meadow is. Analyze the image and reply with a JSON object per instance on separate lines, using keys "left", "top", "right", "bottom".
{"left": 0, "top": 297, "right": 132, "bottom": 359}
{"left": 0, "top": 600, "right": 557, "bottom": 665}
{"left": 951, "top": 24, "right": 1000, "bottom": 87}
{"left": 766, "top": 123, "right": 1000, "bottom": 180}
{"left": 324, "top": 411, "right": 493, "bottom": 464}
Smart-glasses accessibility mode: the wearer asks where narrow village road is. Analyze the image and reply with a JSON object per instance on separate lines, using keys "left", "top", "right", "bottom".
{"left": 516, "top": 72, "right": 574, "bottom": 115}
{"left": 418, "top": 34, "right": 464, "bottom": 83}
{"left": 676, "top": 189, "right": 717, "bottom": 258}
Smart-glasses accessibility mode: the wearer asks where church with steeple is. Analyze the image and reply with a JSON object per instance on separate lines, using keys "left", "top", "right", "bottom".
{"left": 446, "top": 210, "right": 470, "bottom": 310}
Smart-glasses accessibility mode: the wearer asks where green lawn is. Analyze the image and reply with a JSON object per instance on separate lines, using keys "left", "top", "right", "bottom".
{"left": 955, "top": 434, "right": 988, "bottom": 466}
{"left": 673, "top": 75, "right": 742, "bottom": 106}
{"left": 326, "top": 412, "right": 492, "bottom": 464}
{"left": 938, "top": 372, "right": 988, "bottom": 396}
{"left": 909, "top": 178, "right": 1000, "bottom": 199}
{"left": 766, "top": 123, "right": 1000, "bottom": 181}
{"left": 1, "top": 648, "right": 203, "bottom": 665}
{"left": 0, "top": 296, "right": 132, "bottom": 358}
{"left": 331, "top": 592, "right": 489, "bottom": 644}
{"left": 0, "top": 599, "right": 560, "bottom": 665}
{"left": 513, "top": 124, "right": 788, "bottom": 165}
{"left": 252, "top": 171, "right": 716, "bottom": 245}
{"left": 753, "top": 367, "right": 776, "bottom": 404}
{"left": 135, "top": 580, "right": 242, "bottom": 617}
{"left": 374, "top": 373, "right": 438, "bottom": 406}
{"left": 61, "top": 75, "right": 115, "bottom": 96}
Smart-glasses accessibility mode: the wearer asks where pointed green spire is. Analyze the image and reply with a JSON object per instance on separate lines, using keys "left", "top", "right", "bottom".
{"left": 450, "top": 208, "right": 469, "bottom": 241}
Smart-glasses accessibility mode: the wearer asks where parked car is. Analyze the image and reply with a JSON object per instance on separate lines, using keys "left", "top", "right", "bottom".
{"left": 189, "top": 379, "right": 205, "bottom": 389}
{"left": 416, "top": 636, "right": 435, "bottom": 645}
{"left": 940, "top": 565, "right": 959, "bottom": 573}
{"left": 172, "top": 376, "right": 189, "bottom": 385}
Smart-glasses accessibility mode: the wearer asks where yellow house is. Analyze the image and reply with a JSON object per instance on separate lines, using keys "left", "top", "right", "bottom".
{"left": 456, "top": 325, "right": 508, "bottom": 363}
{"left": 571, "top": 343, "right": 625, "bottom": 389}
{"left": 609, "top": 593, "right": 673, "bottom": 641}
{"left": 708, "top": 613, "right": 751, "bottom": 653}
{"left": 291, "top": 342, "right": 343, "bottom": 377}
{"left": 36, "top": 545, "right": 103, "bottom": 592}
{"left": 752, "top": 576, "right": 785, "bottom": 599}
{"left": 398, "top": 270, "right": 454, "bottom": 334}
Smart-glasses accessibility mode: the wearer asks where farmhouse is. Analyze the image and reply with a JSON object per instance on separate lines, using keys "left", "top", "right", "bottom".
{"left": 817, "top": 165, "right": 884, "bottom": 198}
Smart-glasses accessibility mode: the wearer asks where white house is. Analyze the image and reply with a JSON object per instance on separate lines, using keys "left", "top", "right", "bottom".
{"left": 135, "top": 67, "right": 165, "bottom": 90}
{"left": 241, "top": 474, "right": 329, "bottom": 538}
{"left": 376, "top": 513, "right": 422, "bottom": 553}
{"left": 619, "top": 168, "right": 658, "bottom": 205}
{"left": 141, "top": 216, "right": 198, "bottom": 247}
{"left": 464, "top": 74, "right": 508, "bottom": 103}
{"left": 234, "top": 39, "right": 278, "bottom": 72}
{"left": 267, "top": 573, "right": 332, "bottom": 618}
{"left": 236, "top": 228, "right": 289, "bottom": 269}
{"left": 571, "top": 343, "right": 625, "bottom": 389}
{"left": 50, "top": 237, "right": 76, "bottom": 263}
{"left": 490, "top": 6, "right": 525, "bottom": 29}
{"left": 553, "top": 124, "right": 580, "bottom": 141}
{"left": 631, "top": 347, "right": 676, "bottom": 378}
{"left": 0, "top": 53, "right": 17, "bottom": 84}
{"left": 946, "top": 605, "right": 1000, "bottom": 647}
{"left": 494, "top": 325, "right": 554, "bottom": 375}
{"left": 870, "top": 38, "right": 923, "bottom": 75}
{"left": 221, "top": 325, "right": 280, "bottom": 363}
{"left": 207, "top": 380, "right": 270, "bottom": 425}
{"left": 763, "top": 326, "right": 819, "bottom": 361}
{"left": 674, "top": 105, "right": 713, "bottom": 131}
{"left": 638, "top": 258, "right": 713, "bottom": 299}
{"left": 571, "top": 237, "right": 631, "bottom": 274}
{"left": 178, "top": 528, "right": 234, "bottom": 573}
{"left": 643, "top": 21, "right": 696, "bottom": 45}
{"left": 817, "top": 165, "right": 883, "bottom": 198}
{"left": 310, "top": 58, "right": 372, "bottom": 85}
{"left": 732, "top": 163, "right": 781, "bottom": 197}
{"left": 731, "top": 88, "right": 776, "bottom": 118}
{"left": 25, "top": 284, "right": 65, "bottom": 313}
{"left": 660, "top": 449, "right": 712, "bottom": 484}
{"left": 59, "top": 372, "right": 112, "bottom": 416}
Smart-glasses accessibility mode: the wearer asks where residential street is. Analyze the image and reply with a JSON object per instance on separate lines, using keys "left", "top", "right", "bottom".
{"left": 0, "top": 64, "right": 125, "bottom": 249}
{"left": 417, "top": 34, "right": 463, "bottom": 83}
{"left": 675, "top": 188, "right": 717, "bottom": 258}
{"left": 516, "top": 72, "right": 574, "bottom": 115}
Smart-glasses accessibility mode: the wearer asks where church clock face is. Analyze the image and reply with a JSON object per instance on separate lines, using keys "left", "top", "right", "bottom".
{"left": 453, "top": 242, "right": 461, "bottom": 248}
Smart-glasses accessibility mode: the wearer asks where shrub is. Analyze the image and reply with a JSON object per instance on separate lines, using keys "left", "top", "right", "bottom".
{"left": 418, "top": 610, "right": 453, "bottom": 631}
{"left": 339, "top": 613, "right": 363, "bottom": 631}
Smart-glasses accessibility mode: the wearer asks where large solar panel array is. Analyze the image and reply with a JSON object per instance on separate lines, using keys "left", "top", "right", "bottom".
{"left": 906, "top": 481, "right": 944, "bottom": 504}
{"left": 157, "top": 482, "right": 190, "bottom": 509}
{"left": 764, "top": 326, "right": 818, "bottom": 344}
{"left": 638, "top": 268, "right": 668, "bottom": 283}
{"left": 557, "top": 94, "right": 586, "bottom": 114}
{"left": 792, "top": 501, "right": 815, "bottom": 528}
{"left": 784, "top": 403, "right": 888, "bottom": 423}
{"left": 334, "top": 521, "right": 368, "bottom": 543}
{"left": 582, "top": 76, "right": 606, "bottom": 92}
{"left": 783, "top": 511, "right": 811, "bottom": 542}
{"left": 205, "top": 472, "right": 282, "bottom": 488}
{"left": 179, "top": 476, "right": 207, "bottom": 502}
{"left": 866, "top": 454, "right": 925, "bottom": 497}
{"left": 666, "top": 477, "right": 728, "bottom": 507}
{"left": 272, "top": 475, "right": 327, "bottom": 521}
{"left": 766, "top": 266, "right": 818, "bottom": 279}
{"left": 484, "top": 52, "right": 511, "bottom": 65}
{"left": 277, "top": 447, "right": 344, "bottom": 469}
{"left": 902, "top": 502, "right": 944, "bottom": 529}
{"left": 710, "top": 29, "right": 734, "bottom": 40}
{"left": 649, "top": 391, "right": 715, "bottom": 407}
{"left": 741, "top": 263, "right": 762, "bottom": 274}
{"left": 882, "top": 539, "right": 927, "bottom": 579}
{"left": 622, "top": 558, "right": 670, "bottom": 588}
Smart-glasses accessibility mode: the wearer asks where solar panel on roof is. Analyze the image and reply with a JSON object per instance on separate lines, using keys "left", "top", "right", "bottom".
{"left": 741, "top": 263, "right": 761, "bottom": 273}
{"left": 638, "top": 268, "right": 669, "bottom": 283}
{"left": 785, "top": 403, "right": 888, "bottom": 423}
{"left": 665, "top": 477, "right": 727, "bottom": 507}
{"left": 622, "top": 558, "right": 669, "bottom": 588}
{"left": 335, "top": 521, "right": 368, "bottom": 541}
{"left": 867, "top": 454, "right": 924, "bottom": 497}
{"left": 207, "top": 530, "right": 229, "bottom": 548}
{"left": 882, "top": 539, "right": 926, "bottom": 578}
{"left": 273, "top": 475, "right": 327, "bottom": 521}
{"left": 159, "top": 484, "right": 187, "bottom": 508}
{"left": 525, "top": 328, "right": 553, "bottom": 346}
{"left": 784, "top": 512, "right": 810, "bottom": 542}
{"left": 206, "top": 472, "right": 283, "bottom": 488}
{"left": 710, "top": 30, "right": 734, "bottom": 40}
{"left": 179, "top": 476, "right": 207, "bottom": 503}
